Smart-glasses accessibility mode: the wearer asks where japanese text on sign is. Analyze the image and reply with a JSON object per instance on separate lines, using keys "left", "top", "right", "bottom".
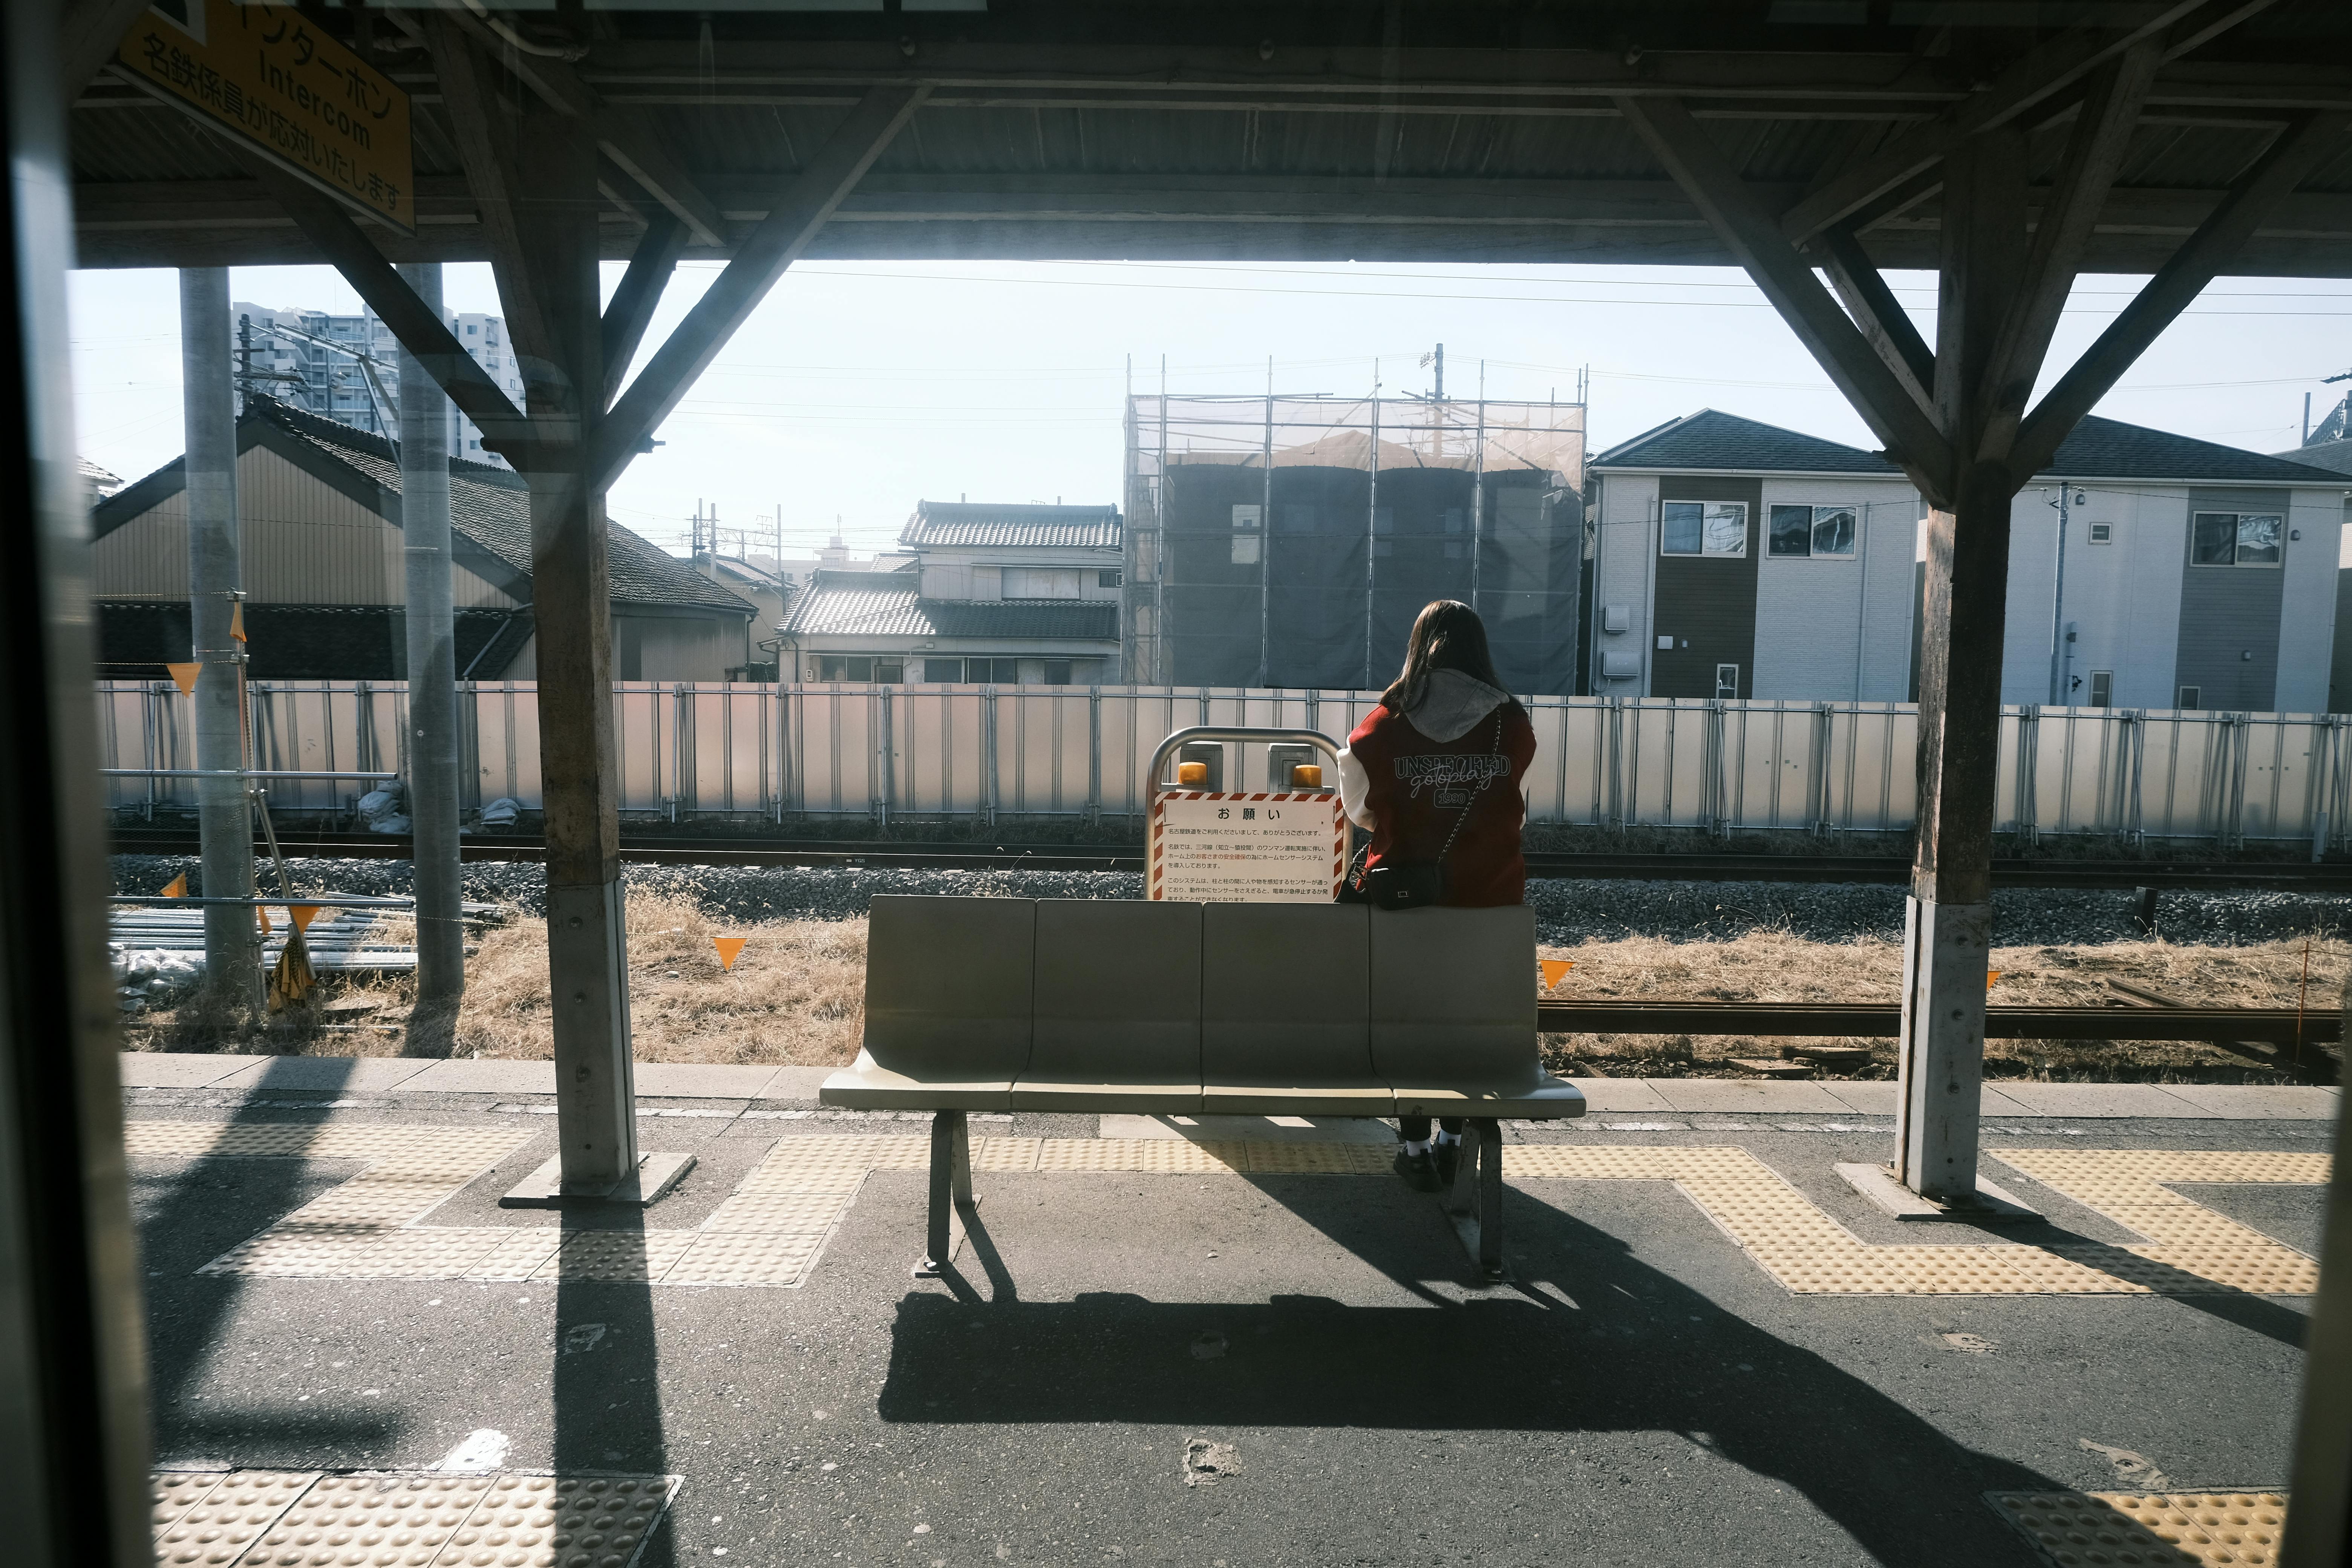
{"left": 1150, "top": 793, "right": 1344, "bottom": 903}
{"left": 118, "top": 0, "right": 413, "bottom": 230}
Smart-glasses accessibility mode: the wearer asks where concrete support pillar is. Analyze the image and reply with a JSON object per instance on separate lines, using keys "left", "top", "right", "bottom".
{"left": 397, "top": 262, "right": 465, "bottom": 1031}
{"left": 178, "top": 267, "right": 256, "bottom": 1012}
{"left": 1894, "top": 127, "right": 2025, "bottom": 1204}
{"left": 512, "top": 112, "right": 639, "bottom": 1189}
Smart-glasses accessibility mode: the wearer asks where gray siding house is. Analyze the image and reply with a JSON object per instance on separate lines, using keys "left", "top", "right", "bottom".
{"left": 1589, "top": 410, "right": 2349, "bottom": 712}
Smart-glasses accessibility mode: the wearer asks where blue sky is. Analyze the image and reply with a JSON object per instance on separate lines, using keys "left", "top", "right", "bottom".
{"left": 67, "top": 259, "right": 2352, "bottom": 559}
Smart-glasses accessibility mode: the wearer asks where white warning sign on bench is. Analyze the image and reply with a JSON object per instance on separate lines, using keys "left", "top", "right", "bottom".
{"left": 1149, "top": 791, "right": 1346, "bottom": 902}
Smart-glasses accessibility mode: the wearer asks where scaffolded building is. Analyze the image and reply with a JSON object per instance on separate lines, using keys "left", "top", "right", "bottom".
{"left": 1124, "top": 393, "right": 1587, "bottom": 694}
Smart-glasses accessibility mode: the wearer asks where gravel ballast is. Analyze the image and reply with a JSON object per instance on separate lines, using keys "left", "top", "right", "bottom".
{"left": 109, "top": 854, "right": 2352, "bottom": 947}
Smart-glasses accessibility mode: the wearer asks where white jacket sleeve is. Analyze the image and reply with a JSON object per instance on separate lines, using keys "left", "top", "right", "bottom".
{"left": 1337, "top": 746, "right": 1377, "bottom": 831}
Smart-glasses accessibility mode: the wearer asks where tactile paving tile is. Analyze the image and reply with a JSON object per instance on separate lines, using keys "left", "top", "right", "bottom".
{"left": 1033, "top": 1137, "right": 1246, "bottom": 1173}
{"left": 432, "top": 1472, "right": 678, "bottom": 1568}
{"left": 1241, "top": 1142, "right": 1392, "bottom": 1174}
{"left": 698, "top": 1192, "right": 846, "bottom": 1233}
{"left": 972, "top": 1136, "right": 1043, "bottom": 1171}
{"left": 1989, "top": 1490, "right": 2287, "bottom": 1567}
{"left": 152, "top": 1470, "right": 320, "bottom": 1565}
{"left": 528, "top": 1229, "right": 699, "bottom": 1282}
{"left": 666, "top": 1230, "right": 822, "bottom": 1286}
{"left": 153, "top": 1471, "right": 228, "bottom": 1537}
{"left": 1993, "top": 1149, "right": 2325, "bottom": 1295}
{"left": 462, "top": 1230, "right": 566, "bottom": 1283}
{"left": 239, "top": 1473, "right": 493, "bottom": 1566}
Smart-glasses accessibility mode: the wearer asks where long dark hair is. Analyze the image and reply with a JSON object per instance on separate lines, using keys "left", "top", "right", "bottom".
{"left": 1381, "top": 600, "right": 1520, "bottom": 713}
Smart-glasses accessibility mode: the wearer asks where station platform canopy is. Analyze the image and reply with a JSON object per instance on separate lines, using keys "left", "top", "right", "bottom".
{"left": 67, "top": 0, "right": 2352, "bottom": 275}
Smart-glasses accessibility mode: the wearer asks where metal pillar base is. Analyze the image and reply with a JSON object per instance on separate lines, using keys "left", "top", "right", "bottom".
{"left": 1442, "top": 1117, "right": 1510, "bottom": 1282}
{"left": 499, "top": 1151, "right": 695, "bottom": 1208}
{"left": 915, "top": 1109, "right": 975, "bottom": 1277}
{"left": 1836, "top": 1162, "right": 2040, "bottom": 1224}
{"left": 1896, "top": 894, "right": 1992, "bottom": 1203}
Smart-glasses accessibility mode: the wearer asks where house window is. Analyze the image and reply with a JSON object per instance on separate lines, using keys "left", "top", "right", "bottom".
{"left": 812, "top": 655, "right": 901, "bottom": 682}
{"left": 1767, "top": 504, "right": 1858, "bottom": 558}
{"left": 2089, "top": 671, "right": 2113, "bottom": 709}
{"left": 876, "top": 659, "right": 904, "bottom": 684}
{"left": 923, "top": 658, "right": 965, "bottom": 683}
{"left": 2192, "top": 511, "right": 2283, "bottom": 567}
{"left": 1099, "top": 570, "right": 1123, "bottom": 588}
{"left": 1714, "top": 664, "right": 1741, "bottom": 699}
{"left": 1663, "top": 500, "right": 1747, "bottom": 556}
{"left": 2088, "top": 522, "right": 2113, "bottom": 544}
{"left": 1002, "top": 568, "right": 1082, "bottom": 598}
{"left": 1043, "top": 660, "right": 1072, "bottom": 686}
{"left": 961, "top": 658, "right": 1019, "bottom": 684}
{"left": 2177, "top": 685, "right": 2201, "bottom": 710}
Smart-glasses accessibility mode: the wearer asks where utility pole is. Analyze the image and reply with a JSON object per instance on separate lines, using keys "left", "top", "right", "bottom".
{"left": 397, "top": 262, "right": 464, "bottom": 1034}
{"left": 1434, "top": 342, "right": 1443, "bottom": 401}
{"left": 2045, "top": 482, "right": 2083, "bottom": 706}
{"left": 179, "top": 269, "right": 257, "bottom": 1014}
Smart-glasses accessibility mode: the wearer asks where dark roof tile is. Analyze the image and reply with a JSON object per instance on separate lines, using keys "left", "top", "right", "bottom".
{"left": 900, "top": 500, "right": 1122, "bottom": 550}
{"left": 779, "top": 571, "right": 1119, "bottom": 641}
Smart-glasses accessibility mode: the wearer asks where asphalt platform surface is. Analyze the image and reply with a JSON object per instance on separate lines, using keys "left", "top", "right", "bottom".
{"left": 126, "top": 1079, "right": 2326, "bottom": 1567}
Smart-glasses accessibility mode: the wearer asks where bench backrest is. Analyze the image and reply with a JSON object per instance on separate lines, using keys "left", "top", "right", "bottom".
{"left": 1031, "top": 899, "right": 1203, "bottom": 1084}
{"left": 862, "top": 895, "right": 1534, "bottom": 1087}
{"left": 1368, "top": 904, "right": 1538, "bottom": 1087}
{"left": 1200, "top": 903, "right": 1373, "bottom": 1088}
{"left": 864, "top": 895, "right": 1035, "bottom": 1080}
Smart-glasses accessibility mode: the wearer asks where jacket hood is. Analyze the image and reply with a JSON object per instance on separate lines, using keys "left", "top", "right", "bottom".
{"left": 1403, "top": 667, "right": 1510, "bottom": 743}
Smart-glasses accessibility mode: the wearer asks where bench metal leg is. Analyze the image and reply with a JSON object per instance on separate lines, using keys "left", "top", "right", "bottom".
{"left": 916, "top": 1109, "right": 975, "bottom": 1277}
{"left": 1442, "top": 1117, "right": 1508, "bottom": 1282}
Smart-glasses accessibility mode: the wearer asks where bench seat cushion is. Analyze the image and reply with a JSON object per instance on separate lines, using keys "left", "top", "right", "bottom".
{"left": 1389, "top": 1073, "right": 1588, "bottom": 1119}
{"left": 1200, "top": 1083, "right": 1398, "bottom": 1117}
{"left": 821, "top": 1051, "right": 1015, "bottom": 1112}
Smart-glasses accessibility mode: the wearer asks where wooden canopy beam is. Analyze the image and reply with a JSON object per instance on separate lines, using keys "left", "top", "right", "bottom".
{"left": 423, "top": 20, "right": 554, "bottom": 372}
{"left": 601, "top": 213, "right": 685, "bottom": 409}
{"left": 438, "top": 7, "right": 726, "bottom": 249}
{"left": 592, "top": 86, "right": 928, "bottom": 495}
{"left": 1778, "top": 0, "right": 2236, "bottom": 244}
{"left": 1616, "top": 94, "right": 1954, "bottom": 498}
{"left": 232, "top": 151, "right": 531, "bottom": 454}
{"left": 1976, "top": 41, "right": 2165, "bottom": 463}
{"left": 2012, "top": 110, "right": 2352, "bottom": 479}
{"left": 1813, "top": 226, "right": 1937, "bottom": 421}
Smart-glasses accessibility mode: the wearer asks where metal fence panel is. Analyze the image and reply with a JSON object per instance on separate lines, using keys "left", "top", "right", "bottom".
{"left": 92, "top": 681, "right": 2347, "bottom": 847}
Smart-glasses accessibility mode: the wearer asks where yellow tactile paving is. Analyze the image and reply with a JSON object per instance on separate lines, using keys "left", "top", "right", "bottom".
{"left": 152, "top": 1470, "right": 320, "bottom": 1566}
{"left": 1990, "top": 1490, "right": 2288, "bottom": 1568}
{"left": 144, "top": 1470, "right": 677, "bottom": 1568}
{"left": 240, "top": 1473, "right": 493, "bottom": 1567}
{"left": 135, "top": 1122, "right": 2325, "bottom": 1296}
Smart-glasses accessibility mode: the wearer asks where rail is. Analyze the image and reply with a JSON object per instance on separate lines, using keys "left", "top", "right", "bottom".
{"left": 1536, "top": 998, "right": 2341, "bottom": 1046}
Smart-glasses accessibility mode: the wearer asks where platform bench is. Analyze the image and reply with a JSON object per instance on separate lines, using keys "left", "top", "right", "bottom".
{"left": 819, "top": 896, "right": 1586, "bottom": 1278}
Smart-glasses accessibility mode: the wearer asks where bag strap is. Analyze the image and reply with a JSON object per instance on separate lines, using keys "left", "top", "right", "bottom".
{"left": 1432, "top": 710, "right": 1504, "bottom": 870}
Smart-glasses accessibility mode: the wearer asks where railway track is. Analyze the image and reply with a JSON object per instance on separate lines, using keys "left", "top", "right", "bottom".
{"left": 108, "top": 830, "right": 2352, "bottom": 890}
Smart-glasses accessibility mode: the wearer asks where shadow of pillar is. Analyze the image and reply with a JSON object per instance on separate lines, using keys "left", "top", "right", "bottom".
{"left": 553, "top": 1206, "right": 674, "bottom": 1562}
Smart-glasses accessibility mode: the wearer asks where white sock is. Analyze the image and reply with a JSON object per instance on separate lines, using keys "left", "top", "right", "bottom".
{"left": 1434, "top": 1129, "right": 1461, "bottom": 1146}
{"left": 1403, "top": 1139, "right": 1430, "bottom": 1156}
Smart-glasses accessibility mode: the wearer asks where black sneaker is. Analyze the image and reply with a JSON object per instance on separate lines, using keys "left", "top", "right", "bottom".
{"left": 1393, "top": 1147, "right": 1440, "bottom": 1193}
{"left": 1432, "top": 1139, "right": 1461, "bottom": 1187}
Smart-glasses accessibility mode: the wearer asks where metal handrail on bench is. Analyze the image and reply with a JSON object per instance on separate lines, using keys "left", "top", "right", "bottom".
{"left": 1147, "top": 724, "right": 1353, "bottom": 864}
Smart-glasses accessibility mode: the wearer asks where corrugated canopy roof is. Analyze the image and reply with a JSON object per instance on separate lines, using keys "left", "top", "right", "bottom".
{"left": 68, "top": 4, "right": 2352, "bottom": 276}
{"left": 900, "top": 502, "right": 1122, "bottom": 550}
{"left": 779, "top": 570, "right": 1119, "bottom": 642}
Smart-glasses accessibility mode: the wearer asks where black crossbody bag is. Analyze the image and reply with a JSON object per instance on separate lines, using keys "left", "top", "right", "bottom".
{"left": 1338, "top": 713, "right": 1502, "bottom": 911}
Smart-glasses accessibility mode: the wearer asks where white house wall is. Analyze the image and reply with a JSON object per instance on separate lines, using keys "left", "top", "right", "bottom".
{"left": 1751, "top": 477, "right": 1918, "bottom": 701}
{"left": 2279, "top": 489, "right": 2346, "bottom": 713}
{"left": 2001, "top": 484, "right": 2191, "bottom": 709}
{"left": 1591, "top": 472, "right": 1657, "bottom": 694}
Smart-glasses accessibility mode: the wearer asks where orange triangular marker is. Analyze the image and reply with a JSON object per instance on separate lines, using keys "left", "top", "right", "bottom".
{"left": 257, "top": 905, "right": 273, "bottom": 934}
{"left": 713, "top": 936, "right": 748, "bottom": 971}
{"left": 159, "top": 873, "right": 187, "bottom": 899}
{"left": 165, "top": 662, "right": 201, "bottom": 697}
{"left": 289, "top": 905, "right": 321, "bottom": 933}
{"left": 1986, "top": 971, "right": 2003, "bottom": 988}
{"left": 1538, "top": 959, "right": 1574, "bottom": 991}
{"left": 229, "top": 601, "right": 247, "bottom": 642}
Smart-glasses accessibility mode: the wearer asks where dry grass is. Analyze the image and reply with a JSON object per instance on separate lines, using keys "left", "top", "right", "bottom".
{"left": 1539, "top": 926, "right": 2346, "bottom": 1081}
{"left": 125, "top": 902, "right": 2345, "bottom": 1083}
